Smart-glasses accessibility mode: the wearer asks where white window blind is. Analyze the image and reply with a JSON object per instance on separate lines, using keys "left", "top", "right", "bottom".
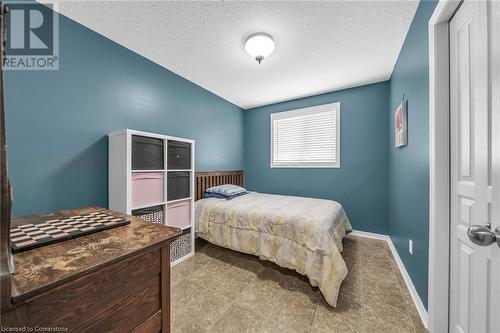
{"left": 271, "top": 102, "right": 340, "bottom": 168}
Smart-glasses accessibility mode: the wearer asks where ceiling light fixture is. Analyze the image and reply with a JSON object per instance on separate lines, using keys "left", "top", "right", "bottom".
{"left": 244, "top": 33, "right": 275, "bottom": 64}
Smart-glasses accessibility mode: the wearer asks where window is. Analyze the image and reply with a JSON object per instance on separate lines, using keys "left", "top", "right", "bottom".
{"left": 271, "top": 102, "right": 340, "bottom": 168}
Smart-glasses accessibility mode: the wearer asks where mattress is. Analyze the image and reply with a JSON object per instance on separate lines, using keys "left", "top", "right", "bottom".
{"left": 195, "top": 192, "right": 352, "bottom": 307}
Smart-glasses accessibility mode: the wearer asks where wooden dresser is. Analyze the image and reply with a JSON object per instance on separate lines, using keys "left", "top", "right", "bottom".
{"left": 0, "top": 207, "right": 181, "bottom": 332}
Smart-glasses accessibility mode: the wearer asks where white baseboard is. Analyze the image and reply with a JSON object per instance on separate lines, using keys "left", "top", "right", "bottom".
{"left": 350, "top": 230, "right": 391, "bottom": 241}
{"left": 350, "top": 230, "right": 428, "bottom": 328}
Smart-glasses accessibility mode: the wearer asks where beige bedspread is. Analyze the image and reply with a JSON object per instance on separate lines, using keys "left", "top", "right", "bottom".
{"left": 195, "top": 192, "right": 352, "bottom": 307}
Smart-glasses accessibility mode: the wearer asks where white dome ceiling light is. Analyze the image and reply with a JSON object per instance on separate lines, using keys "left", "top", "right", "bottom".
{"left": 244, "top": 33, "right": 275, "bottom": 64}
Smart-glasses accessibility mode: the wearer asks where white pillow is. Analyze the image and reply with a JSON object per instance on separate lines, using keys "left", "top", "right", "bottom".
{"left": 205, "top": 184, "right": 247, "bottom": 196}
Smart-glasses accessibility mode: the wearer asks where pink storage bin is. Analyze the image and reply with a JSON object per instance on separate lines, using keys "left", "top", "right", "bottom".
{"left": 132, "top": 172, "right": 164, "bottom": 208}
{"left": 167, "top": 200, "right": 191, "bottom": 229}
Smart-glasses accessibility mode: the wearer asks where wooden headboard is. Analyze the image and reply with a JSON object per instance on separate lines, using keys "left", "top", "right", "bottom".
{"left": 195, "top": 170, "right": 244, "bottom": 201}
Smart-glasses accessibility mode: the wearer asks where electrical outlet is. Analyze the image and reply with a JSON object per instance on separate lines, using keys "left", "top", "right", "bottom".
{"left": 409, "top": 239, "right": 413, "bottom": 255}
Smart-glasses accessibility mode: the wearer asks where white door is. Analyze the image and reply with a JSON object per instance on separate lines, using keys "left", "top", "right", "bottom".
{"left": 450, "top": 1, "right": 500, "bottom": 333}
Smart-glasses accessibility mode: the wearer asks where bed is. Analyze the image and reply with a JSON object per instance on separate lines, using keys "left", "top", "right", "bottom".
{"left": 194, "top": 170, "right": 352, "bottom": 307}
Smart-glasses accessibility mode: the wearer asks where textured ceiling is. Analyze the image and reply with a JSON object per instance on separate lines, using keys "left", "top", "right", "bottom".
{"left": 55, "top": 1, "right": 419, "bottom": 109}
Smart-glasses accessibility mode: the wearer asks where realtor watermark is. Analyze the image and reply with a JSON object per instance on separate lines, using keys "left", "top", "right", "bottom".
{"left": 3, "top": 0, "right": 59, "bottom": 70}
{"left": 0, "top": 326, "right": 67, "bottom": 332}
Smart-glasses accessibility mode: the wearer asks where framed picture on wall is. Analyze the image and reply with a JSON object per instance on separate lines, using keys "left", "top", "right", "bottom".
{"left": 395, "top": 97, "right": 407, "bottom": 148}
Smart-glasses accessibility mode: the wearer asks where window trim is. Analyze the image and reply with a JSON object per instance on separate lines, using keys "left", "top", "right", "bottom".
{"left": 270, "top": 102, "right": 341, "bottom": 169}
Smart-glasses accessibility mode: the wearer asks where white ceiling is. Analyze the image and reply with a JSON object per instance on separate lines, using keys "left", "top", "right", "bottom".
{"left": 55, "top": 1, "right": 419, "bottom": 109}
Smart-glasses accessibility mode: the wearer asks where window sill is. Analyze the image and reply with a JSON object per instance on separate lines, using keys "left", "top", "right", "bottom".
{"left": 270, "top": 164, "right": 340, "bottom": 169}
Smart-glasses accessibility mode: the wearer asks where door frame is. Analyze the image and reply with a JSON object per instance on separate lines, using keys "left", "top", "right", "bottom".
{"left": 428, "top": 1, "right": 461, "bottom": 332}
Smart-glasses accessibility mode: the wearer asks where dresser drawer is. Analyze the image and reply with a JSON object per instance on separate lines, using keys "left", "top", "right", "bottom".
{"left": 79, "top": 277, "right": 161, "bottom": 332}
{"left": 3, "top": 249, "right": 161, "bottom": 331}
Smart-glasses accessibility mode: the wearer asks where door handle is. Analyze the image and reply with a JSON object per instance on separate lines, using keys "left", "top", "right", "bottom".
{"left": 467, "top": 224, "right": 500, "bottom": 248}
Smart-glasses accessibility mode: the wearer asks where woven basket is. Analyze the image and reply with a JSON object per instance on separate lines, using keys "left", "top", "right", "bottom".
{"left": 170, "top": 230, "right": 192, "bottom": 262}
{"left": 132, "top": 205, "right": 164, "bottom": 224}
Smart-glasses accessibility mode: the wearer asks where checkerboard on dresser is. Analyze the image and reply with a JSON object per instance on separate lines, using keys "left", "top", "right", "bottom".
{"left": 10, "top": 211, "right": 130, "bottom": 253}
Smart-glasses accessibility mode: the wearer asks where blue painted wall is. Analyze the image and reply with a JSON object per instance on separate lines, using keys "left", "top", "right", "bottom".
{"left": 244, "top": 82, "right": 390, "bottom": 233}
{"left": 388, "top": 0, "right": 437, "bottom": 308}
{"left": 4, "top": 13, "right": 244, "bottom": 217}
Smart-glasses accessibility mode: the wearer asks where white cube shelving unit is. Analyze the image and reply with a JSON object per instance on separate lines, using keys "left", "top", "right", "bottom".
{"left": 108, "top": 129, "right": 195, "bottom": 266}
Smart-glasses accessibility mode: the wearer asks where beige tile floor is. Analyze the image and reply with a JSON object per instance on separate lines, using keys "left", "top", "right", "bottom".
{"left": 171, "top": 235, "right": 427, "bottom": 333}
